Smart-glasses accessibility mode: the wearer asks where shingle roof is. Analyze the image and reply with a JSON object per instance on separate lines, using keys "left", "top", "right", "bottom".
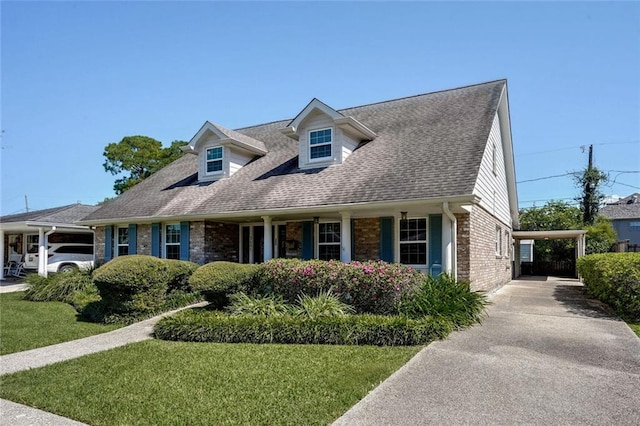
{"left": 1, "top": 204, "right": 99, "bottom": 224}
{"left": 82, "top": 80, "right": 506, "bottom": 223}
{"left": 601, "top": 193, "right": 640, "bottom": 220}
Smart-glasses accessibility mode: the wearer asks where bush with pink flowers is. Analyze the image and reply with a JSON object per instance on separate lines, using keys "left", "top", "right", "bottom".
{"left": 256, "top": 259, "right": 422, "bottom": 315}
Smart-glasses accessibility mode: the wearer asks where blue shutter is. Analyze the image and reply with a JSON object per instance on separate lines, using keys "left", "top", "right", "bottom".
{"left": 128, "top": 224, "right": 137, "bottom": 255}
{"left": 151, "top": 223, "right": 161, "bottom": 257}
{"left": 379, "top": 217, "right": 394, "bottom": 262}
{"left": 180, "top": 221, "right": 190, "bottom": 261}
{"left": 301, "top": 221, "right": 314, "bottom": 260}
{"left": 429, "top": 215, "right": 443, "bottom": 276}
{"left": 350, "top": 219, "right": 355, "bottom": 262}
{"left": 104, "top": 225, "right": 113, "bottom": 262}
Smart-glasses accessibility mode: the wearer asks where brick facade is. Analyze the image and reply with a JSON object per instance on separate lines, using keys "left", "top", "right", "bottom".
{"left": 94, "top": 226, "right": 106, "bottom": 264}
{"left": 353, "top": 218, "right": 380, "bottom": 261}
{"left": 137, "top": 224, "right": 151, "bottom": 256}
{"left": 466, "top": 205, "right": 512, "bottom": 292}
{"left": 190, "top": 221, "right": 206, "bottom": 264}
{"left": 205, "top": 221, "right": 239, "bottom": 263}
{"left": 455, "top": 213, "right": 471, "bottom": 282}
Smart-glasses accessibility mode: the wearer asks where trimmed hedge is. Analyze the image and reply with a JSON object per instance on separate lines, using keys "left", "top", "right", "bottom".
{"left": 256, "top": 259, "right": 422, "bottom": 315}
{"left": 189, "top": 262, "right": 259, "bottom": 307}
{"left": 164, "top": 259, "right": 200, "bottom": 293}
{"left": 91, "top": 255, "right": 170, "bottom": 318}
{"left": 154, "top": 309, "right": 452, "bottom": 346}
{"left": 577, "top": 253, "right": 640, "bottom": 320}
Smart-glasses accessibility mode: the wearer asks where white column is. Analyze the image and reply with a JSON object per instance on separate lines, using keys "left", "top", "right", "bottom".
{"left": 0, "top": 228, "right": 5, "bottom": 280}
{"left": 442, "top": 213, "right": 452, "bottom": 275}
{"left": 262, "top": 216, "right": 273, "bottom": 262}
{"left": 38, "top": 227, "right": 46, "bottom": 277}
{"left": 340, "top": 212, "right": 351, "bottom": 263}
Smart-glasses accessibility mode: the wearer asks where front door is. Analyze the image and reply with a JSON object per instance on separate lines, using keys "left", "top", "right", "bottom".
{"left": 241, "top": 225, "right": 285, "bottom": 264}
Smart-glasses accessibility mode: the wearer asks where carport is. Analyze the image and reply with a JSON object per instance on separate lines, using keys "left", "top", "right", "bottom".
{"left": 512, "top": 230, "right": 587, "bottom": 278}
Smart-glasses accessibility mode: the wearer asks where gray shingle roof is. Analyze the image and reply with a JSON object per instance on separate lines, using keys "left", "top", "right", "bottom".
{"left": 82, "top": 80, "right": 506, "bottom": 223}
{"left": 601, "top": 193, "right": 640, "bottom": 220}
{"left": 1, "top": 204, "right": 99, "bottom": 224}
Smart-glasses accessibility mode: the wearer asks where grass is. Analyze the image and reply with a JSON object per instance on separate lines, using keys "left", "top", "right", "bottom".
{"left": 627, "top": 321, "right": 640, "bottom": 338}
{"left": 0, "top": 339, "right": 420, "bottom": 425}
{"left": 0, "top": 292, "right": 119, "bottom": 355}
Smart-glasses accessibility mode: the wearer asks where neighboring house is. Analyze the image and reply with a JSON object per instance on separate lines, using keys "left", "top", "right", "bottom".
{"left": 0, "top": 203, "right": 98, "bottom": 278}
{"left": 79, "top": 80, "right": 519, "bottom": 292}
{"left": 601, "top": 193, "right": 640, "bottom": 247}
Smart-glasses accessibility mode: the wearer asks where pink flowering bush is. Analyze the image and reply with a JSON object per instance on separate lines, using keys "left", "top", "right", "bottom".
{"left": 256, "top": 259, "right": 422, "bottom": 315}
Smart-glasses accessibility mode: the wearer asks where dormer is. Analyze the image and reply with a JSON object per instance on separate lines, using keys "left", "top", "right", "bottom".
{"left": 280, "top": 99, "right": 376, "bottom": 170}
{"left": 182, "top": 122, "right": 267, "bottom": 182}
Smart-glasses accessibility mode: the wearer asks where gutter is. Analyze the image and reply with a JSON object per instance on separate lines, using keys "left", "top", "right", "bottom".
{"left": 442, "top": 202, "right": 457, "bottom": 280}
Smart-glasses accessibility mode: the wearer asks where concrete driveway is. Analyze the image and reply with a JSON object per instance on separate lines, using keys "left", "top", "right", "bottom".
{"left": 334, "top": 277, "right": 640, "bottom": 425}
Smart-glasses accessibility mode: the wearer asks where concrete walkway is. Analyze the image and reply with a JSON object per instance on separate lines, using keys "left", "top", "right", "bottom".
{"left": 1, "top": 302, "right": 207, "bottom": 425}
{"left": 334, "top": 277, "right": 640, "bottom": 425}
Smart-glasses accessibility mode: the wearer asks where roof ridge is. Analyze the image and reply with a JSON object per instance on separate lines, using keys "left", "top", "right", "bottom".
{"left": 233, "top": 79, "right": 506, "bottom": 132}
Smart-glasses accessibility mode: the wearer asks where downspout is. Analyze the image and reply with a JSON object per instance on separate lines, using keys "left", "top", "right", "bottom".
{"left": 442, "top": 202, "right": 457, "bottom": 280}
{"left": 42, "top": 226, "right": 57, "bottom": 278}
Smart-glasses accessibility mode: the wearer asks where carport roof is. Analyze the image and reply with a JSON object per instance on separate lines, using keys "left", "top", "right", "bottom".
{"left": 512, "top": 230, "right": 587, "bottom": 240}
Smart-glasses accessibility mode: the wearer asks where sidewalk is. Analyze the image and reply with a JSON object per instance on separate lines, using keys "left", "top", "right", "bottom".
{"left": 334, "top": 277, "right": 640, "bottom": 425}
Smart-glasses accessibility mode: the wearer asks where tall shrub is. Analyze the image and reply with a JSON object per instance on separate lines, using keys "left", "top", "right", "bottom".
{"left": 189, "top": 262, "right": 259, "bottom": 307}
{"left": 577, "top": 253, "right": 640, "bottom": 320}
{"left": 91, "top": 255, "right": 170, "bottom": 318}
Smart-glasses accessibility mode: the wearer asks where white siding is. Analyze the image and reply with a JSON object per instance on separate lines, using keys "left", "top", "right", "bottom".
{"left": 472, "top": 113, "right": 511, "bottom": 226}
{"left": 229, "top": 150, "right": 254, "bottom": 176}
{"left": 298, "top": 111, "right": 360, "bottom": 169}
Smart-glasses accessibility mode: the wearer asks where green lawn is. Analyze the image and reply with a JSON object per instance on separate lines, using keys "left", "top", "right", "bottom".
{"left": 627, "top": 322, "right": 640, "bottom": 338}
{"left": 0, "top": 339, "right": 420, "bottom": 425}
{"left": 0, "top": 292, "right": 119, "bottom": 355}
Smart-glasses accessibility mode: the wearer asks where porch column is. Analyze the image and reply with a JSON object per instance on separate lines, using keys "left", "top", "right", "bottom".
{"left": 248, "top": 226, "right": 254, "bottom": 264}
{"left": 442, "top": 214, "right": 453, "bottom": 275}
{"left": 0, "top": 228, "right": 5, "bottom": 280}
{"left": 38, "top": 227, "right": 46, "bottom": 277}
{"left": 262, "top": 216, "right": 273, "bottom": 262}
{"left": 340, "top": 212, "right": 351, "bottom": 263}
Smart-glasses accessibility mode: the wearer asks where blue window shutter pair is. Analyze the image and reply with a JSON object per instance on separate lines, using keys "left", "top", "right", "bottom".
{"left": 128, "top": 224, "right": 137, "bottom": 255}
{"left": 379, "top": 217, "right": 394, "bottom": 262}
{"left": 104, "top": 225, "right": 113, "bottom": 262}
{"left": 151, "top": 223, "right": 161, "bottom": 257}
{"left": 180, "top": 221, "right": 190, "bottom": 261}
{"left": 301, "top": 221, "right": 314, "bottom": 260}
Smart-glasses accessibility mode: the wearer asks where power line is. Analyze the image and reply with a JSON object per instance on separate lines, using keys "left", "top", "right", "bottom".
{"left": 614, "top": 182, "right": 640, "bottom": 190}
{"left": 517, "top": 173, "right": 575, "bottom": 184}
{"left": 515, "top": 140, "right": 639, "bottom": 157}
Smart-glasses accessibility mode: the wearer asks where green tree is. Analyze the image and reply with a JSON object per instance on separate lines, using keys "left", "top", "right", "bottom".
{"left": 519, "top": 201, "right": 582, "bottom": 262}
{"left": 585, "top": 216, "right": 617, "bottom": 254}
{"left": 574, "top": 165, "right": 608, "bottom": 226}
{"left": 103, "top": 136, "right": 187, "bottom": 194}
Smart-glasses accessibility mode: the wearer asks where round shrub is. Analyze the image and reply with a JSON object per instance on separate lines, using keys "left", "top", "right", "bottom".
{"left": 257, "top": 259, "right": 422, "bottom": 315}
{"left": 164, "top": 259, "right": 200, "bottom": 293}
{"left": 189, "top": 262, "right": 259, "bottom": 307}
{"left": 92, "top": 255, "right": 170, "bottom": 316}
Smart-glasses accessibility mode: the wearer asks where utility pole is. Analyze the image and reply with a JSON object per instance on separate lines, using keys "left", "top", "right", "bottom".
{"left": 583, "top": 144, "right": 594, "bottom": 225}
{"left": 24, "top": 195, "right": 29, "bottom": 213}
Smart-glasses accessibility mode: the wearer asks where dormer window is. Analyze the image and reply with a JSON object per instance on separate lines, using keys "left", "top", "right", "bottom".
{"left": 206, "top": 147, "right": 223, "bottom": 174}
{"left": 309, "top": 128, "right": 333, "bottom": 160}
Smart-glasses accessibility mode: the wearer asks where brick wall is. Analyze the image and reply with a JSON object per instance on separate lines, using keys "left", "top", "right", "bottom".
{"left": 190, "top": 221, "right": 206, "bottom": 264}
{"left": 353, "top": 218, "right": 380, "bottom": 261}
{"left": 94, "top": 226, "right": 106, "bottom": 264}
{"left": 285, "top": 222, "right": 303, "bottom": 259}
{"left": 137, "top": 224, "right": 151, "bottom": 256}
{"left": 205, "top": 221, "right": 239, "bottom": 263}
{"left": 455, "top": 213, "right": 471, "bottom": 282}
{"left": 467, "top": 205, "right": 512, "bottom": 292}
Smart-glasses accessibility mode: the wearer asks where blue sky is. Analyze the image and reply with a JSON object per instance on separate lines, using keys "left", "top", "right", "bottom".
{"left": 1, "top": 1, "right": 639, "bottom": 216}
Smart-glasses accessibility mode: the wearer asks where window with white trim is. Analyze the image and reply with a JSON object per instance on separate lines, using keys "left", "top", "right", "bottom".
{"left": 164, "top": 223, "right": 180, "bottom": 260}
{"left": 495, "top": 226, "right": 502, "bottom": 257}
{"left": 309, "top": 128, "right": 332, "bottom": 160}
{"left": 206, "top": 147, "right": 223, "bottom": 174}
{"left": 117, "top": 227, "right": 129, "bottom": 257}
{"left": 318, "top": 222, "right": 340, "bottom": 260}
{"left": 399, "top": 218, "right": 427, "bottom": 265}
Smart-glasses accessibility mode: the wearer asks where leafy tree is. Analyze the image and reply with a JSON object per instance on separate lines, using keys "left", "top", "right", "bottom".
{"left": 519, "top": 201, "right": 582, "bottom": 262}
{"left": 574, "top": 165, "right": 608, "bottom": 225}
{"left": 585, "top": 216, "right": 617, "bottom": 254}
{"left": 103, "top": 136, "right": 187, "bottom": 194}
